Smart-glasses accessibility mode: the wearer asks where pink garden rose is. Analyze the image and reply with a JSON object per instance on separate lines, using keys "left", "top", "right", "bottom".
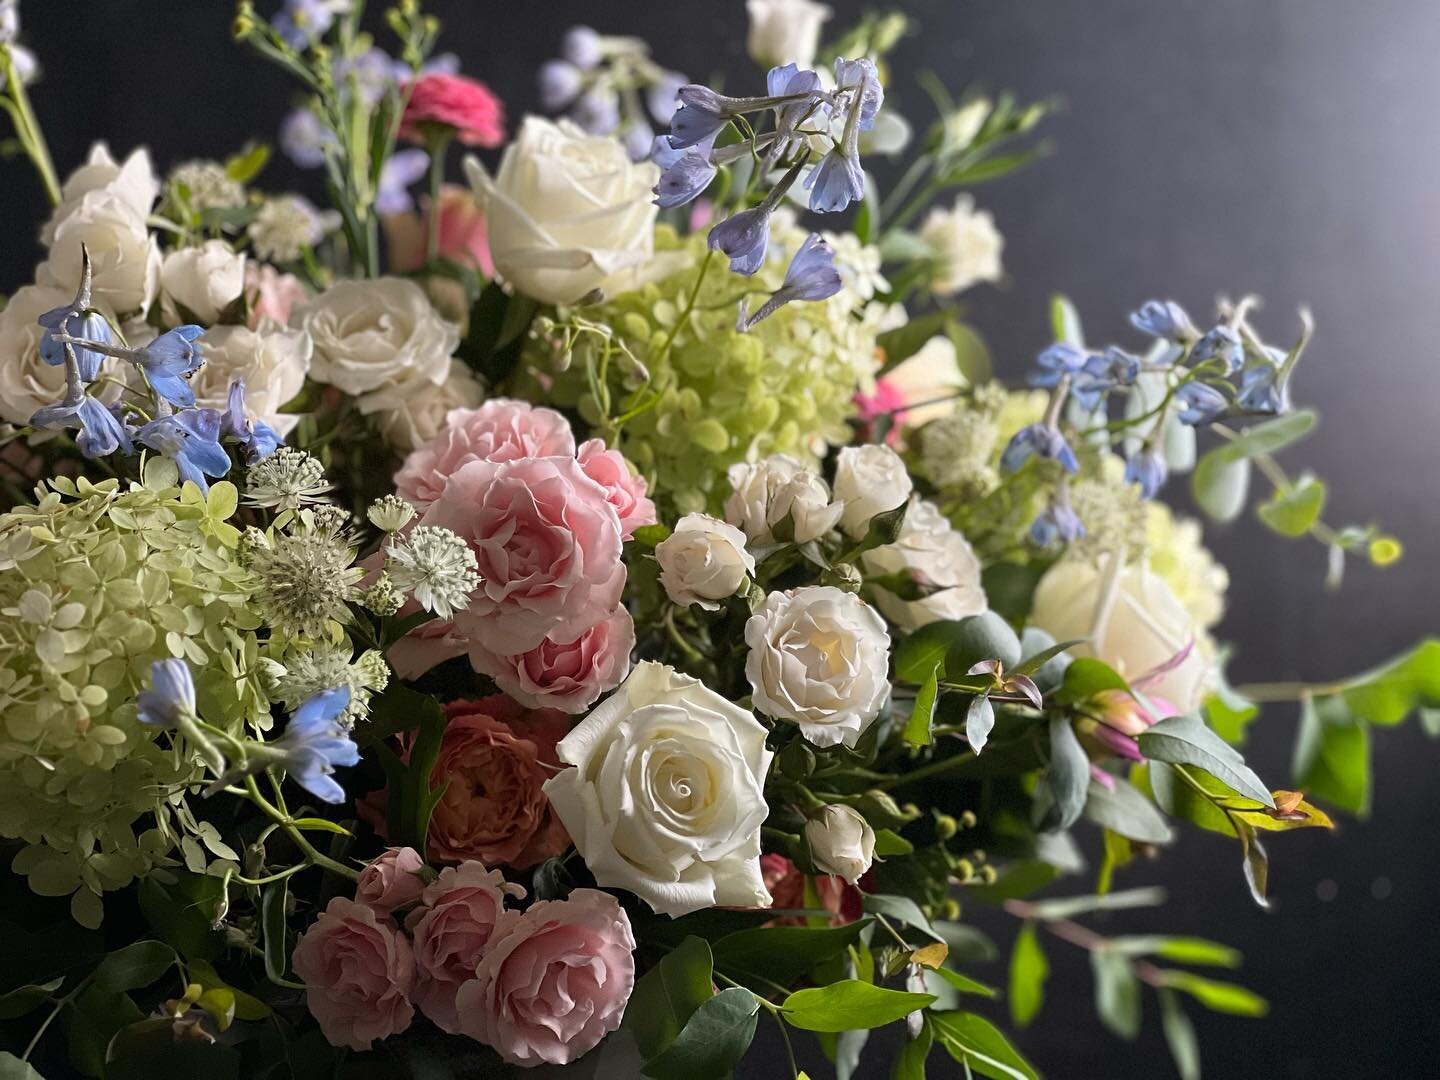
{"left": 384, "top": 183, "right": 494, "bottom": 277}
{"left": 291, "top": 897, "right": 416, "bottom": 1051}
{"left": 355, "top": 847, "right": 426, "bottom": 914}
{"left": 760, "top": 853, "right": 863, "bottom": 927}
{"left": 405, "top": 860, "right": 524, "bottom": 1034}
{"left": 244, "top": 262, "right": 308, "bottom": 328}
{"left": 468, "top": 606, "right": 635, "bottom": 714}
{"left": 454, "top": 888, "right": 636, "bottom": 1067}
{"left": 400, "top": 73, "right": 506, "bottom": 147}
{"left": 420, "top": 455, "right": 624, "bottom": 654}
{"left": 576, "top": 438, "right": 657, "bottom": 541}
{"left": 361, "top": 697, "right": 571, "bottom": 870}
{"left": 394, "top": 399, "right": 578, "bottom": 511}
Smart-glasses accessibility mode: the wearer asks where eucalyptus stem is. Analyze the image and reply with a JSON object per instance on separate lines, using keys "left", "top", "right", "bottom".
{"left": 877, "top": 749, "right": 977, "bottom": 791}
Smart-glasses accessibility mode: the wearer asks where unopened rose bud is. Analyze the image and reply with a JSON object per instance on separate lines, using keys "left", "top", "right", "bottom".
{"left": 805, "top": 804, "right": 875, "bottom": 885}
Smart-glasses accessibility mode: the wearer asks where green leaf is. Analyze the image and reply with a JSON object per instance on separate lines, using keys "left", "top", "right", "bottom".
{"left": 224, "top": 142, "right": 271, "bottom": 183}
{"left": 1205, "top": 674, "right": 1260, "bottom": 746}
{"left": 1192, "top": 450, "right": 1251, "bottom": 523}
{"left": 186, "top": 959, "right": 269, "bottom": 1021}
{"left": 1040, "top": 716, "right": 1090, "bottom": 831}
{"left": 966, "top": 695, "right": 996, "bottom": 753}
{"left": 136, "top": 874, "right": 224, "bottom": 961}
{"left": 874, "top": 829, "right": 914, "bottom": 857}
{"left": 1158, "top": 988, "right": 1202, "bottom": 1080}
{"left": 894, "top": 622, "right": 961, "bottom": 684}
{"left": 1013, "top": 637, "right": 1084, "bottom": 678}
{"left": 69, "top": 982, "right": 143, "bottom": 1076}
{"left": 964, "top": 860, "right": 1058, "bottom": 904}
{"left": 904, "top": 663, "right": 941, "bottom": 746}
{"left": 1165, "top": 972, "right": 1268, "bottom": 1017}
{"left": 1053, "top": 658, "right": 1129, "bottom": 705}
{"left": 261, "top": 879, "right": 290, "bottom": 985}
{"left": 1236, "top": 818, "right": 1271, "bottom": 910}
{"left": 1257, "top": 474, "right": 1326, "bottom": 537}
{"left": 945, "top": 612, "right": 1023, "bottom": 673}
{"left": 890, "top": 1016, "right": 933, "bottom": 1080}
{"left": 862, "top": 894, "right": 942, "bottom": 941}
{"left": 1050, "top": 293, "right": 1084, "bottom": 346}
{"left": 376, "top": 689, "right": 450, "bottom": 849}
{"left": 288, "top": 817, "right": 353, "bottom": 835}
{"left": 1292, "top": 695, "right": 1370, "bottom": 815}
{"left": 1107, "top": 936, "right": 1241, "bottom": 968}
{"left": 0, "top": 1051, "right": 44, "bottom": 1080}
{"left": 642, "top": 987, "right": 760, "bottom": 1079}
{"left": 781, "top": 981, "right": 935, "bottom": 1033}
{"left": 1007, "top": 923, "right": 1048, "bottom": 1028}
{"left": 932, "top": 968, "right": 997, "bottom": 997}
{"left": 1215, "top": 409, "right": 1318, "bottom": 462}
{"left": 929, "top": 1010, "right": 1039, "bottom": 1080}
{"left": 1138, "top": 713, "right": 1275, "bottom": 807}
{"left": 878, "top": 311, "right": 951, "bottom": 376}
{"left": 1022, "top": 887, "right": 1167, "bottom": 922}
{"left": 1339, "top": 639, "right": 1440, "bottom": 726}
{"left": 626, "top": 936, "right": 715, "bottom": 1060}
{"left": 1090, "top": 950, "right": 1141, "bottom": 1039}
{"left": 711, "top": 922, "right": 870, "bottom": 994}
{"left": 93, "top": 941, "right": 177, "bottom": 995}
{"left": 1083, "top": 776, "right": 1175, "bottom": 844}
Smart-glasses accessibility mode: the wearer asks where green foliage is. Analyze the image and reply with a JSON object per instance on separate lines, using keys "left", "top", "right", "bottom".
{"left": 1007, "top": 924, "right": 1048, "bottom": 1028}
{"left": 642, "top": 988, "right": 760, "bottom": 1080}
{"left": 929, "top": 1010, "right": 1039, "bottom": 1080}
{"left": 1038, "top": 716, "right": 1090, "bottom": 831}
{"left": 1164, "top": 972, "right": 1268, "bottom": 1017}
{"left": 375, "top": 689, "right": 450, "bottom": 849}
{"left": 1158, "top": 988, "right": 1202, "bottom": 1080}
{"left": 782, "top": 981, "right": 936, "bottom": 1033}
{"left": 1257, "top": 473, "right": 1327, "bottom": 536}
{"left": 1138, "top": 714, "right": 1275, "bottom": 807}
{"left": 1083, "top": 776, "right": 1175, "bottom": 845}
{"left": 625, "top": 936, "right": 715, "bottom": 1061}
{"left": 711, "top": 922, "right": 871, "bottom": 993}
{"left": 1090, "top": 950, "right": 1141, "bottom": 1039}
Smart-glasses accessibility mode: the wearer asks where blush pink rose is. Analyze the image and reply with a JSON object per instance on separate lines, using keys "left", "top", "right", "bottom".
{"left": 291, "top": 897, "right": 416, "bottom": 1051}
{"left": 385, "top": 184, "right": 494, "bottom": 277}
{"left": 244, "top": 262, "right": 308, "bottom": 328}
{"left": 468, "top": 606, "right": 635, "bottom": 714}
{"left": 355, "top": 847, "right": 426, "bottom": 914}
{"left": 404, "top": 860, "right": 525, "bottom": 1034}
{"left": 394, "top": 399, "right": 578, "bottom": 511}
{"left": 360, "top": 697, "right": 571, "bottom": 870}
{"left": 420, "top": 455, "right": 624, "bottom": 653}
{"left": 760, "top": 854, "right": 863, "bottom": 927}
{"left": 386, "top": 614, "right": 467, "bottom": 680}
{"left": 454, "top": 888, "right": 636, "bottom": 1067}
{"left": 576, "top": 438, "right": 657, "bottom": 541}
{"left": 400, "top": 73, "right": 506, "bottom": 147}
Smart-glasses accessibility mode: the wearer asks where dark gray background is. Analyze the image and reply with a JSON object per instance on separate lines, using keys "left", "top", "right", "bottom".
{"left": 3, "top": 2, "right": 1437, "bottom": 1076}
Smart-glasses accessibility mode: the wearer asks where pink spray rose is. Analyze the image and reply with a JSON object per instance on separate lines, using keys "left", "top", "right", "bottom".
{"left": 355, "top": 846, "right": 427, "bottom": 914}
{"left": 244, "top": 262, "right": 308, "bottom": 328}
{"left": 576, "top": 437, "right": 657, "bottom": 541}
{"left": 394, "top": 399, "right": 578, "bottom": 511}
{"left": 420, "top": 455, "right": 624, "bottom": 654}
{"left": 468, "top": 605, "right": 636, "bottom": 714}
{"left": 404, "top": 860, "right": 525, "bottom": 1034}
{"left": 384, "top": 183, "right": 494, "bottom": 277}
{"left": 400, "top": 73, "right": 506, "bottom": 147}
{"left": 454, "top": 888, "right": 636, "bottom": 1067}
{"left": 291, "top": 897, "right": 416, "bottom": 1051}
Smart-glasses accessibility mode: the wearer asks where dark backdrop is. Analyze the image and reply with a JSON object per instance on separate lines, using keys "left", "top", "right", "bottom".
{"left": 4, "top": 2, "right": 1438, "bottom": 1077}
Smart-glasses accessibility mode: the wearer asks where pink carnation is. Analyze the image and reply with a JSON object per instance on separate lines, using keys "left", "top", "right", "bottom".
{"left": 421, "top": 455, "right": 624, "bottom": 654}
{"left": 576, "top": 438, "right": 657, "bottom": 541}
{"left": 355, "top": 847, "right": 427, "bottom": 914}
{"left": 394, "top": 399, "right": 578, "bottom": 511}
{"left": 400, "top": 73, "right": 505, "bottom": 148}
{"left": 405, "top": 860, "right": 525, "bottom": 1034}
{"left": 468, "top": 606, "right": 635, "bottom": 714}
{"left": 455, "top": 889, "right": 636, "bottom": 1067}
{"left": 291, "top": 897, "right": 416, "bottom": 1051}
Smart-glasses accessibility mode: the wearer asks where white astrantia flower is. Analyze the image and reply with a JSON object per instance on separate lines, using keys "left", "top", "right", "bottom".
{"left": 832, "top": 443, "right": 913, "bottom": 537}
{"left": 918, "top": 193, "right": 1004, "bottom": 296}
{"left": 821, "top": 229, "right": 889, "bottom": 302}
{"left": 248, "top": 195, "right": 338, "bottom": 263}
{"left": 745, "top": 586, "right": 891, "bottom": 749}
{"left": 243, "top": 447, "right": 333, "bottom": 510}
{"left": 189, "top": 323, "right": 312, "bottom": 436}
{"left": 367, "top": 495, "right": 417, "bottom": 533}
{"left": 746, "top": 0, "right": 832, "bottom": 70}
{"left": 542, "top": 661, "right": 773, "bottom": 917}
{"left": 158, "top": 240, "right": 246, "bottom": 324}
{"left": 805, "top": 804, "right": 875, "bottom": 885}
{"left": 862, "top": 497, "right": 988, "bottom": 630}
{"left": 168, "top": 159, "right": 246, "bottom": 211}
{"left": 654, "top": 513, "right": 756, "bottom": 610}
{"left": 384, "top": 525, "right": 481, "bottom": 619}
{"left": 725, "top": 454, "right": 844, "bottom": 546}
{"left": 263, "top": 643, "right": 389, "bottom": 726}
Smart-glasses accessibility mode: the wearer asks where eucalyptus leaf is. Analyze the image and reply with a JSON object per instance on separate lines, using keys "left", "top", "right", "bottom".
{"left": 966, "top": 695, "right": 996, "bottom": 753}
{"left": 1138, "top": 713, "right": 1275, "bottom": 807}
{"left": 1083, "top": 776, "right": 1175, "bottom": 844}
{"left": 929, "top": 1010, "right": 1039, "bottom": 1080}
{"left": 1041, "top": 717, "right": 1090, "bottom": 831}
{"left": 1022, "top": 887, "right": 1167, "bottom": 922}
{"left": 1159, "top": 988, "right": 1202, "bottom": 1080}
{"left": 1090, "top": 950, "right": 1141, "bottom": 1039}
{"left": 1192, "top": 449, "right": 1251, "bottom": 522}
{"left": 1257, "top": 474, "right": 1326, "bottom": 536}
{"left": 1166, "top": 972, "right": 1268, "bottom": 1017}
{"left": 862, "top": 894, "right": 942, "bottom": 941}
{"left": 625, "top": 936, "right": 714, "bottom": 1060}
{"left": 1008, "top": 923, "right": 1048, "bottom": 1028}
{"left": 0, "top": 1052, "right": 44, "bottom": 1080}
{"left": 641, "top": 987, "right": 759, "bottom": 1080}
{"left": 781, "top": 981, "right": 935, "bottom": 1033}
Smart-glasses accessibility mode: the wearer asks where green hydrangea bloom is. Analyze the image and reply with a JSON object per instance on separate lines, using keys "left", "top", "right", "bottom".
{"left": 523, "top": 227, "right": 882, "bottom": 513}
{"left": 0, "top": 473, "right": 267, "bottom": 924}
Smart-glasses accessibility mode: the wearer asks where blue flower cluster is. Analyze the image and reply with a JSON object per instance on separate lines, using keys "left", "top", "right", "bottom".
{"left": 28, "top": 248, "right": 283, "bottom": 492}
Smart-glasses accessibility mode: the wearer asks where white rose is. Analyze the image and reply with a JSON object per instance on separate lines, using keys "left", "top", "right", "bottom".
{"left": 190, "top": 323, "right": 312, "bottom": 435}
{"left": 918, "top": 194, "right": 1004, "bottom": 296}
{"left": 41, "top": 143, "right": 158, "bottom": 246}
{"left": 805, "top": 805, "right": 875, "bottom": 885}
{"left": 745, "top": 586, "right": 891, "bottom": 748}
{"left": 293, "top": 277, "right": 457, "bottom": 396}
{"left": 833, "top": 444, "right": 913, "bottom": 537}
{"left": 542, "top": 661, "right": 773, "bottom": 917}
{"left": 357, "top": 360, "right": 486, "bottom": 453}
{"left": 37, "top": 193, "right": 159, "bottom": 316}
{"left": 655, "top": 513, "right": 756, "bottom": 610}
{"left": 862, "top": 497, "right": 988, "bottom": 630}
{"left": 159, "top": 241, "right": 246, "bottom": 325}
{"left": 464, "top": 117, "right": 661, "bottom": 305}
{"left": 746, "top": 0, "right": 832, "bottom": 70}
{"left": 1030, "top": 559, "right": 1212, "bottom": 714}
{"left": 725, "top": 454, "right": 844, "bottom": 546}
{"left": 0, "top": 285, "right": 118, "bottom": 426}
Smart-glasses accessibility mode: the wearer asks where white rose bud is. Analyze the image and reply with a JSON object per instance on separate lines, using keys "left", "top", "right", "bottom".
{"left": 746, "top": 586, "right": 891, "bottom": 748}
{"left": 862, "top": 497, "right": 988, "bottom": 630}
{"left": 805, "top": 804, "right": 875, "bottom": 885}
{"left": 465, "top": 117, "right": 662, "bottom": 305}
{"left": 158, "top": 240, "right": 246, "bottom": 324}
{"left": 746, "top": 0, "right": 833, "bottom": 70}
{"left": 543, "top": 662, "right": 774, "bottom": 917}
{"left": 726, "top": 454, "right": 844, "bottom": 545}
{"left": 655, "top": 513, "right": 756, "bottom": 610}
{"left": 833, "top": 444, "right": 913, "bottom": 537}
{"left": 918, "top": 194, "right": 1004, "bottom": 297}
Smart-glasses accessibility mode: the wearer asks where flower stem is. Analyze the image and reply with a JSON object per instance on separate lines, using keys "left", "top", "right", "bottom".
{"left": 243, "top": 775, "right": 358, "bottom": 881}
{"left": 877, "top": 749, "right": 978, "bottom": 791}
{"left": 424, "top": 128, "right": 452, "bottom": 264}
{"left": 1, "top": 45, "right": 61, "bottom": 207}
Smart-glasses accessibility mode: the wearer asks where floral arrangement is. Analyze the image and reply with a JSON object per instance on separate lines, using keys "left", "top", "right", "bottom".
{"left": 0, "top": 2, "right": 1432, "bottom": 1078}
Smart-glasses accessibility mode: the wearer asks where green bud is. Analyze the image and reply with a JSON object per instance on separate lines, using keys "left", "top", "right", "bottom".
{"left": 778, "top": 739, "right": 816, "bottom": 780}
{"left": 979, "top": 864, "right": 998, "bottom": 885}
{"left": 955, "top": 859, "right": 975, "bottom": 881}
{"left": 942, "top": 898, "right": 962, "bottom": 921}
{"left": 958, "top": 810, "right": 978, "bottom": 829}
{"left": 935, "top": 812, "right": 958, "bottom": 840}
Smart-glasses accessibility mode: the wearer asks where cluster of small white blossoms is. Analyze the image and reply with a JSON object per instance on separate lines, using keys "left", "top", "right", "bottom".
{"left": 244, "top": 446, "right": 335, "bottom": 510}
{"left": 167, "top": 159, "right": 247, "bottom": 212}
{"left": 262, "top": 642, "right": 391, "bottom": 726}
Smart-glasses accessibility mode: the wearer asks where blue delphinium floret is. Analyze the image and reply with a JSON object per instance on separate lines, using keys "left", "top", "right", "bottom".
{"left": 1175, "top": 380, "right": 1229, "bottom": 426}
{"left": 222, "top": 380, "right": 284, "bottom": 464}
{"left": 138, "top": 409, "right": 232, "bottom": 493}
{"left": 651, "top": 134, "right": 717, "bottom": 209}
{"left": 1130, "top": 299, "right": 1196, "bottom": 341}
{"left": 1125, "top": 446, "right": 1169, "bottom": 498}
{"left": 1030, "top": 500, "right": 1086, "bottom": 547}
{"left": 135, "top": 326, "right": 205, "bottom": 407}
{"left": 272, "top": 687, "right": 359, "bottom": 804}
{"left": 737, "top": 233, "right": 844, "bottom": 332}
{"left": 1001, "top": 423, "right": 1079, "bottom": 474}
{"left": 1191, "top": 324, "right": 1245, "bottom": 374}
{"left": 31, "top": 396, "right": 131, "bottom": 458}
{"left": 136, "top": 659, "right": 197, "bottom": 728}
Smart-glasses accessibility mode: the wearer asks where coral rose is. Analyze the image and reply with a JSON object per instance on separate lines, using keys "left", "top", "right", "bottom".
{"left": 400, "top": 73, "right": 505, "bottom": 147}
{"left": 405, "top": 860, "right": 525, "bottom": 1034}
{"left": 354, "top": 846, "right": 426, "bottom": 914}
{"left": 468, "top": 606, "right": 635, "bottom": 714}
{"left": 291, "top": 897, "right": 416, "bottom": 1051}
{"left": 455, "top": 888, "right": 635, "bottom": 1067}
